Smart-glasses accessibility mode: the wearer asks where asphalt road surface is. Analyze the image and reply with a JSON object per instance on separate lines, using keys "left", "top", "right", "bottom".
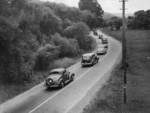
{"left": 0, "top": 30, "right": 122, "bottom": 113}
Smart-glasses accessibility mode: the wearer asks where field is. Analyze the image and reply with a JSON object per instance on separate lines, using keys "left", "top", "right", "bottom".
{"left": 83, "top": 30, "right": 150, "bottom": 113}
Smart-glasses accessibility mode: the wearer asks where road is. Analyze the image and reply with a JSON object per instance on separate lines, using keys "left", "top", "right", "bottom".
{"left": 0, "top": 30, "right": 122, "bottom": 113}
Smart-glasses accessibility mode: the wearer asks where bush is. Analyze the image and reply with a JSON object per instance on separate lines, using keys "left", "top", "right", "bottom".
{"left": 34, "top": 44, "right": 59, "bottom": 70}
{"left": 64, "top": 22, "right": 95, "bottom": 51}
{"left": 51, "top": 33, "right": 80, "bottom": 58}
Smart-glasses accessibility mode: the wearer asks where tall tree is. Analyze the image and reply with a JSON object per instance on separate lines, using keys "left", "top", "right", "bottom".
{"left": 0, "top": 0, "right": 10, "bottom": 16}
{"left": 78, "top": 0, "right": 104, "bottom": 18}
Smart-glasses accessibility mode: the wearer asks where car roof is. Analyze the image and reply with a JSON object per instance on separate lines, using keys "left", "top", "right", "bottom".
{"left": 98, "top": 45, "right": 105, "bottom": 47}
{"left": 50, "top": 68, "right": 65, "bottom": 73}
{"left": 82, "top": 53, "right": 95, "bottom": 57}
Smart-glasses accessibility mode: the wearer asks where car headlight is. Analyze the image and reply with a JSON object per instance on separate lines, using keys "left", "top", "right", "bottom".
{"left": 49, "top": 79, "right": 53, "bottom": 83}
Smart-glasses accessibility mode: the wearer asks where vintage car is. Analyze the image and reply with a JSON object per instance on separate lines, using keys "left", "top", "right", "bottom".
{"left": 45, "top": 68, "right": 75, "bottom": 88}
{"left": 102, "top": 37, "right": 108, "bottom": 44}
{"left": 81, "top": 53, "right": 99, "bottom": 67}
{"left": 98, "top": 35, "right": 103, "bottom": 39}
{"left": 93, "top": 31, "right": 98, "bottom": 36}
{"left": 96, "top": 46, "right": 107, "bottom": 55}
{"left": 98, "top": 44, "right": 108, "bottom": 49}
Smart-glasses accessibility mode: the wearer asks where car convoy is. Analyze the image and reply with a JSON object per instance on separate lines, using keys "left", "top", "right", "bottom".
{"left": 45, "top": 30, "right": 108, "bottom": 89}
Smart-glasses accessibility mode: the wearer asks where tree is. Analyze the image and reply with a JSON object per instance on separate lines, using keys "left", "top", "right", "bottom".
{"left": 81, "top": 10, "right": 97, "bottom": 29}
{"left": 51, "top": 33, "right": 80, "bottom": 58}
{"left": 0, "top": 0, "right": 10, "bottom": 16}
{"left": 39, "top": 7, "right": 62, "bottom": 35}
{"left": 65, "top": 22, "right": 95, "bottom": 50}
{"left": 110, "top": 16, "right": 122, "bottom": 30}
{"left": 79, "top": 0, "right": 103, "bottom": 17}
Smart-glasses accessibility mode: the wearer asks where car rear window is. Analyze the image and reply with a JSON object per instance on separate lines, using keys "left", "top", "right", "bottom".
{"left": 82, "top": 55, "right": 90, "bottom": 60}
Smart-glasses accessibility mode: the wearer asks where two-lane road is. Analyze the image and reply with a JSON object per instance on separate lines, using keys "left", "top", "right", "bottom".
{"left": 0, "top": 30, "right": 121, "bottom": 113}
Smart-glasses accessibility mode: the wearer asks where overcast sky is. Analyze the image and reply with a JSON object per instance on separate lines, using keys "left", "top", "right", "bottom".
{"left": 40, "top": 0, "right": 150, "bottom": 13}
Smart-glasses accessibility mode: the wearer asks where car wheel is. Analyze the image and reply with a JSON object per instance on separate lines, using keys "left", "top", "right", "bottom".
{"left": 71, "top": 74, "right": 75, "bottom": 81}
{"left": 91, "top": 62, "right": 94, "bottom": 66}
{"left": 97, "top": 58, "right": 99, "bottom": 63}
{"left": 59, "top": 81, "right": 65, "bottom": 88}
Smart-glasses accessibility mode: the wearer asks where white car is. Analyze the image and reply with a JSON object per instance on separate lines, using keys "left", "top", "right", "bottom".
{"left": 98, "top": 44, "right": 108, "bottom": 49}
{"left": 96, "top": 46, "right": 107, "bottom": 55}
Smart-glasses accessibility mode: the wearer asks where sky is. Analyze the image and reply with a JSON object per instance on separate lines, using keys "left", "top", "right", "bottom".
{"left": 39, "top": 0, "right": 150, "bottom": 14}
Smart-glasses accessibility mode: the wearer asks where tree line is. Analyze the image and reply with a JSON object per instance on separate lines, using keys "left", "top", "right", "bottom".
{"left": 0, "top": 0, "right": 104, "bottom": 84}
{"left": 104, "top": 9, "right": 150, "bottom": 30}
{"left": 127, "top": 10, "right": 150, "bottom": 29}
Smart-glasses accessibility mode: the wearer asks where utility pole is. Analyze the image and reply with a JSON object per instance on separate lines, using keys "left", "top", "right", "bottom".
{"left": 122, "top": 0, "right": 127, "bottom": 84}
{"left": 120, "top": 0, "right": 128, "bottom": 112}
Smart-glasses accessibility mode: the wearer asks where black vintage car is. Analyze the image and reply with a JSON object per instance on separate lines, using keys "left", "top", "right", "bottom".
{"left": 45, "top": 68, "right": 75, "bottom": 88}
{"left": 81, "top": 53, "right": 99, "bottom": 67}
{"left": 98, "top": 35, "right": 103, "bottom": 39}
{"left": 93, "top": 31, "right": 98, "bottom": 36}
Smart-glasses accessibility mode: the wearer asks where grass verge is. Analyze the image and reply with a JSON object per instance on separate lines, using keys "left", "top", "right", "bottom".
{"left": 85, "top": 29, "right": 150, "bottom": 113}
{"left": 82, "top": 63, "right": 123, "bottom": 113}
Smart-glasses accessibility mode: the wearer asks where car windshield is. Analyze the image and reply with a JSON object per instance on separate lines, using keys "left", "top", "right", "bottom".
{"left": 98, "top": 48, "right": 104, "bottom": 51}
{"left": 82, "top": 55, "right": 91, "bottom": 60}
{"left": 98, "top": 45, "right": 105, "bottom": 48}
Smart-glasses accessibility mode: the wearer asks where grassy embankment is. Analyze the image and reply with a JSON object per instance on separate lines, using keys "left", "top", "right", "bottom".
{"left": 83, "top": 30, "right": 150, "bottom": 113}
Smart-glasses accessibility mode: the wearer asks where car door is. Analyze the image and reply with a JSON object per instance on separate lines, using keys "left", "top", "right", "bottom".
{"left": 65, "top": 70, "right": 70, "bottom": 80}
{"left": 94, "top": 54, "right": 98, "bottom": 62}
{"left": 92, "top": 54, "right": 96, "bottom": 64}
{"left": 62, "top": 70, "right": 67, "bottom": 82}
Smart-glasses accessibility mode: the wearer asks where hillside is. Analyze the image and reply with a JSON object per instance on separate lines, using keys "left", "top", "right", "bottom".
{"left": 103, "top": 12, "right": 115, "bottom": 20}
{"left": 103, "top": 12, "right": 133, "bottom": 19}
{"left": 112, "top": 13, "right": 133, "bottom": 17}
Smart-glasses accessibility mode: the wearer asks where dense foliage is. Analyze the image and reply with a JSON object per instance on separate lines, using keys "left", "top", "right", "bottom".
{"left": 105, "top": 16, "right": 122, "bottom": 30}
{"left": 0, "top": 0, "right": 101, "bottom": 84}
{"left": 127, "top": 10, "right": 150, "bottom": 29}
{"left": 78, "top": 0, "right": 104, "bottom": 28}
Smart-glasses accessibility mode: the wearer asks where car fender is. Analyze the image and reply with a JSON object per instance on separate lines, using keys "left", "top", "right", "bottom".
{"left": 58, "top": 78, "right": 64, "bottom": 84}
{"left": 70, "top": 73, "right": 75, "bottom": 77}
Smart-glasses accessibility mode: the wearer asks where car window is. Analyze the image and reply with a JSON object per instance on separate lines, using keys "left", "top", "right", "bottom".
{"left": 82, "top": 55, "right": 90, "bottom": 60}
{"left": 50, "top": 71, "right": 61, "bottom": 74}
{"left": 92, "top": 54, "right": 95, "bottom": 58}
{"left": 63, "top": 70, "right": 66, "bottom": 74}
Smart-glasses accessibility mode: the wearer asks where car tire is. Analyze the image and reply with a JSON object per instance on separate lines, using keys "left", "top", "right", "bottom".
{"left": 71, "top": 74, "right": 75, "bottom": 81}
{"left": 59, "top": 81, "right": 65, "bottom": 88}
{"left": 91, "top": 62, "right": 94, "bottom": 66}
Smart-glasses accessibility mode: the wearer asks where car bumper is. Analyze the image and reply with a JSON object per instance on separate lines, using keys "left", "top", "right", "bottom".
{"left": 45, "top": 82, "right": 59, "bottom": 88}
{"left": 97, "top": 51, "right": 106, "bottom": 55}
{"left": 102, "top": 41, "right": 108, "bottom": 44}
{"left": 81, "top": 62, "right": 93, "bottom": 66}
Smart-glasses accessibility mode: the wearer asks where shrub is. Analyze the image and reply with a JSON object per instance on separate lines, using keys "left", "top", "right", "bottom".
{"left": 51, "top": 33, "right": 80, "bottom": 58}
{"left": 34, "top": 44, "right": 59, "bottom": 70}
{"left": 64, "top": 22, "right": 95, "bottom": 51}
